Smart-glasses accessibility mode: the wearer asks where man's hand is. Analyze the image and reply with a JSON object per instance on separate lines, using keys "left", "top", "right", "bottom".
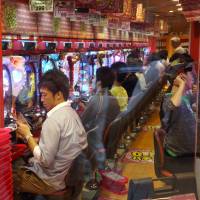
{"left": 173, "top": 73, "right": 186, "bottom": 88}
{"left": 16, "top": 121, "right": 32, "bottom": 139}
{"left": 171, "top": 73, "right": 187, "bottom": 107}
{"left": 16, "top": 121, "right": 38, "bottom": 154}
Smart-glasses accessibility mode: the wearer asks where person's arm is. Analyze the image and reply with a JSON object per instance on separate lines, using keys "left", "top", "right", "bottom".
{"left": 16, "top": 122, "right": 38, "bottom": 152}
{"left": 170, "top": 74, "right": 186, "bottom": 107}
{"left": 17, "top": 117, "right": 61, "bottom": 166}
{"left": 81, "top": 96, "right": 97, "bottom": 124}
{"left": 38, "top": 118, "right": 60, "bottom": 167}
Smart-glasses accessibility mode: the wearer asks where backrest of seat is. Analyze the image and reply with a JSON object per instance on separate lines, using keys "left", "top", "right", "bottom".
{"left": 65, "top": 153, "right": 84, "bottom": 186}
{"left": 104, "top": 117, "right": 126, "bottom": 158}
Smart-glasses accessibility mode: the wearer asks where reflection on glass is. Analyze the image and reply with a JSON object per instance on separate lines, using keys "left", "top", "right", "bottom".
{"left": 3, "top": 66, "right": 12, "bottom": 118}
{"left": 41, "top": 59, "right": 55, "bottom": 74}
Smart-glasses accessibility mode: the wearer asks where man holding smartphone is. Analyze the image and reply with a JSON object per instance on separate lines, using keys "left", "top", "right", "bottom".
{"left": 161, "top": 72, "right": 196, "bottom": 157}
{"left": 15, "top": 70, "right": 87, "bottom": 198}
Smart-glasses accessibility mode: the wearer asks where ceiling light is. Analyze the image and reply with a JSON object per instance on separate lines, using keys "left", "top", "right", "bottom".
{"left": 177, "top": 7, "right": 183, "bottom": 11}
{"left": 176, "top": 3, "right": 181, "bottom": 6}
{"left": 169, "top": 10, "right": 174, "bottom": 13}
{"left": 155, "top": 14, "right": 159, "bottom": 16}
{"left": 172, "top": 0, "right": 179, "bottom": 2}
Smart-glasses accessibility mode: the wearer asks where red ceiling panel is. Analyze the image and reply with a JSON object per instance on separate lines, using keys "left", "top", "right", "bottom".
{"left": 180, "top": 0, "right": 200, "bottom": 11}
{"left": 180, "top": 0, "right": 200, "bottom": 21}
{"left": 75, "top": 0, "right": 123, "bottom": 13}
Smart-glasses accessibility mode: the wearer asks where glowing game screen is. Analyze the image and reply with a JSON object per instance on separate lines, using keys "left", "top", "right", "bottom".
{"left": 107, "top": 51, "right": 114, "bottom": 67}
{"left": 24, "top": 61, "right": 36, "bottom": 104}
{"left": 3, "top": 56, "right": 26, "bottom": 99}
{"left": 79, "top": 53, "right": 90, "bottom": 94}
{"left": 114, "top": 50, "right": 124, "bottom": 62}
{"left": 73, "top": 54, "right": 81, "bottom": 87}
{"left": 3, "top": 65, "right": 12, "bottom": 117}
{"left": 3, "top": 67, "right": 10, "bottom": 98}
{"left": 56, "top": 53, "right": 70, "bottom": 78}
{"left": 3, "top": 56, "right": 37, "bottom": 115}
{"left": 41, "top": 55, "right": 56, "bottom": 74}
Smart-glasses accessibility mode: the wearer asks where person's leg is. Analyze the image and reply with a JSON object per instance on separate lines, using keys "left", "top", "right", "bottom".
{"left": 14, "top": 168, "right": 56, "bottom": 200}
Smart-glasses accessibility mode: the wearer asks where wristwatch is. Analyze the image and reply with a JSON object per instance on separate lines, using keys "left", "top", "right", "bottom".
{"left": 25, "top": 133, "right": 33, "bottom": 142}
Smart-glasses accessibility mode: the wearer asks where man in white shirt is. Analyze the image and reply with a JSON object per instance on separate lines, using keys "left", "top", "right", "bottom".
{"left": 15, "top": 70, "right": 87, "bottom": 197}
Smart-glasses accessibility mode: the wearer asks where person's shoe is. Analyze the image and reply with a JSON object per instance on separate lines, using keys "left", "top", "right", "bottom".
{"left": 85, "top": 179, "right": 99, "bottom": 190}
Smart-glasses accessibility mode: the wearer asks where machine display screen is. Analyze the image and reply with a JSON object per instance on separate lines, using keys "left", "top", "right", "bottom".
{"left": 41, "top": 54, "right": 57, "bottom": 74}
{"left": 3, "top": 56, "right": 26, "bottom": 98}
{"left": 3, "top": 66, "right": 12, "bottom": 118}
{"left": 3, "top": 56, "right": 37, "bottom": 115}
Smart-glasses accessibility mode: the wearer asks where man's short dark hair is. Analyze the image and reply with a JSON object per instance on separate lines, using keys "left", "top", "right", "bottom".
{"left": 147, "top": 53, "right": 160, "bottom": 64}
{"left": 127, "top": 51, "right": 142, "bottom": 66}
{"left": 111, "top": 62, "right": 127, "bottom": 84}
{"left": 158, "top": 49, "right": 168, "bottom": 60}
{"left": 96, "top": 67, "right": 115, "bottom": 89}
{"left": 39, "top": 69, "right": 69, "bottom": 100}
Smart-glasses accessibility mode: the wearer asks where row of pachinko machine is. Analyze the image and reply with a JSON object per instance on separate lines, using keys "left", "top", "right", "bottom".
{"left": 3, "top": 50, "right": 125, "bottom": 128}
{"left": 2, "top": 48, "right": 149, "bottom": 130}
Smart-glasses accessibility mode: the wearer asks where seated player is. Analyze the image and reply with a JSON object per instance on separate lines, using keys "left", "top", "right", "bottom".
{"left": 81, "top": 67, "right": 120, "bottom": 174}
{"left": 129, "top": 52, "right": 165, "bottom": 99}
{"left": 110, "top": 62, "right": 128, "bottom": 112}
{"left": 158, "top": 49, "right": 169, "bottom": 67}
{"left": 124, "top": 52, "right": 140, "bottom": 97}
{"left": 15, "top": 70, "right": 87, "bottom": 198}
{"left": 161, "top": 72, "right": 196, "bottom": 157}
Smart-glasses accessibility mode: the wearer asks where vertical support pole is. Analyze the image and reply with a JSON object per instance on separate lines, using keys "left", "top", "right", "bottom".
{"left": 0, "top": 0, "right": 4, "bottom": 127}
{"left": 149, "top": 36, "right": 156, "bottom": 53}
{"left": 190, "top": 21, "right": 200, "bottom": 72}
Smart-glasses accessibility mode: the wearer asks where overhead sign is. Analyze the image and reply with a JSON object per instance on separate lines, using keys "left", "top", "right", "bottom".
{"left": 108, "top": 18, "right": 120, "bottom": 29}
{"left": 99, "top": 17, "right": 108, "bottom": 27}
{"left": 121, "top": 21, "right": 130, "bottom": 30}
{"left": 54, "top": 0, "right": 75, "bottom": 18}
{"left": 29, "top": 0, "right": 53, "bottom": 12}
{"left": 70, "top": 14, "right": 89, "bottom": 22}
{"left": 183, "top": 9, "right": 200, "bottom": 22}
{"left": 76, "top": 0, "right": 123, "bottom": 13}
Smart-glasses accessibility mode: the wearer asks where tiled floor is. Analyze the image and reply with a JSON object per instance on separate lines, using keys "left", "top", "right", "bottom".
{"left": 99, "top": 109, "right": 163, "bottom": 200}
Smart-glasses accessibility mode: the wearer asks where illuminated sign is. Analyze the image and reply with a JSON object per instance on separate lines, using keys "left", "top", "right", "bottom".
{"left": 29, "top": 0, "right": 53, "bottom": 12}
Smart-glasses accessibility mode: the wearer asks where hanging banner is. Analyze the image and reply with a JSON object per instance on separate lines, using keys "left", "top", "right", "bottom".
{"left": 106, "top": 0, "right": 133, "bottom": 21}
{"left": 76, "top": 0, "right": 123, "bottom": 13}
{"left": 123, "top": 0, "right": 133, "bottom": 17}
{"left": 54, "top": 0, "right": 75, "bottom": 18}
{"left": 121, "top": 21, "right": 130, "bottom": 30}
{"left": 99, "top": 17, "right": 108, "bottom": 27}
{"left": 88, "top": 14, "right": 101, "bottom": 26}
{"left": 108, "top": 18, "right": 119, "bottom": 29}
{"left": 183, "top": 9, "right": 200, "bottom": 22}
{"left": 70, "top": 14, "right": 89, "bottom": 22}
{"left": 136, "top": 3, "right": 145, "bottom": 22}
{"left": 29, "top": 0, "right": 53, "bottom": 12}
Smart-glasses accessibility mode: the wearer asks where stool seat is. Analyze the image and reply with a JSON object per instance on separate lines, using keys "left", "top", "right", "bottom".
{"left": 47, "top": 188, "right": 69, "bottom": 196}
{"left": 43, "top": 188, "right": 72, "bottom": 200}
